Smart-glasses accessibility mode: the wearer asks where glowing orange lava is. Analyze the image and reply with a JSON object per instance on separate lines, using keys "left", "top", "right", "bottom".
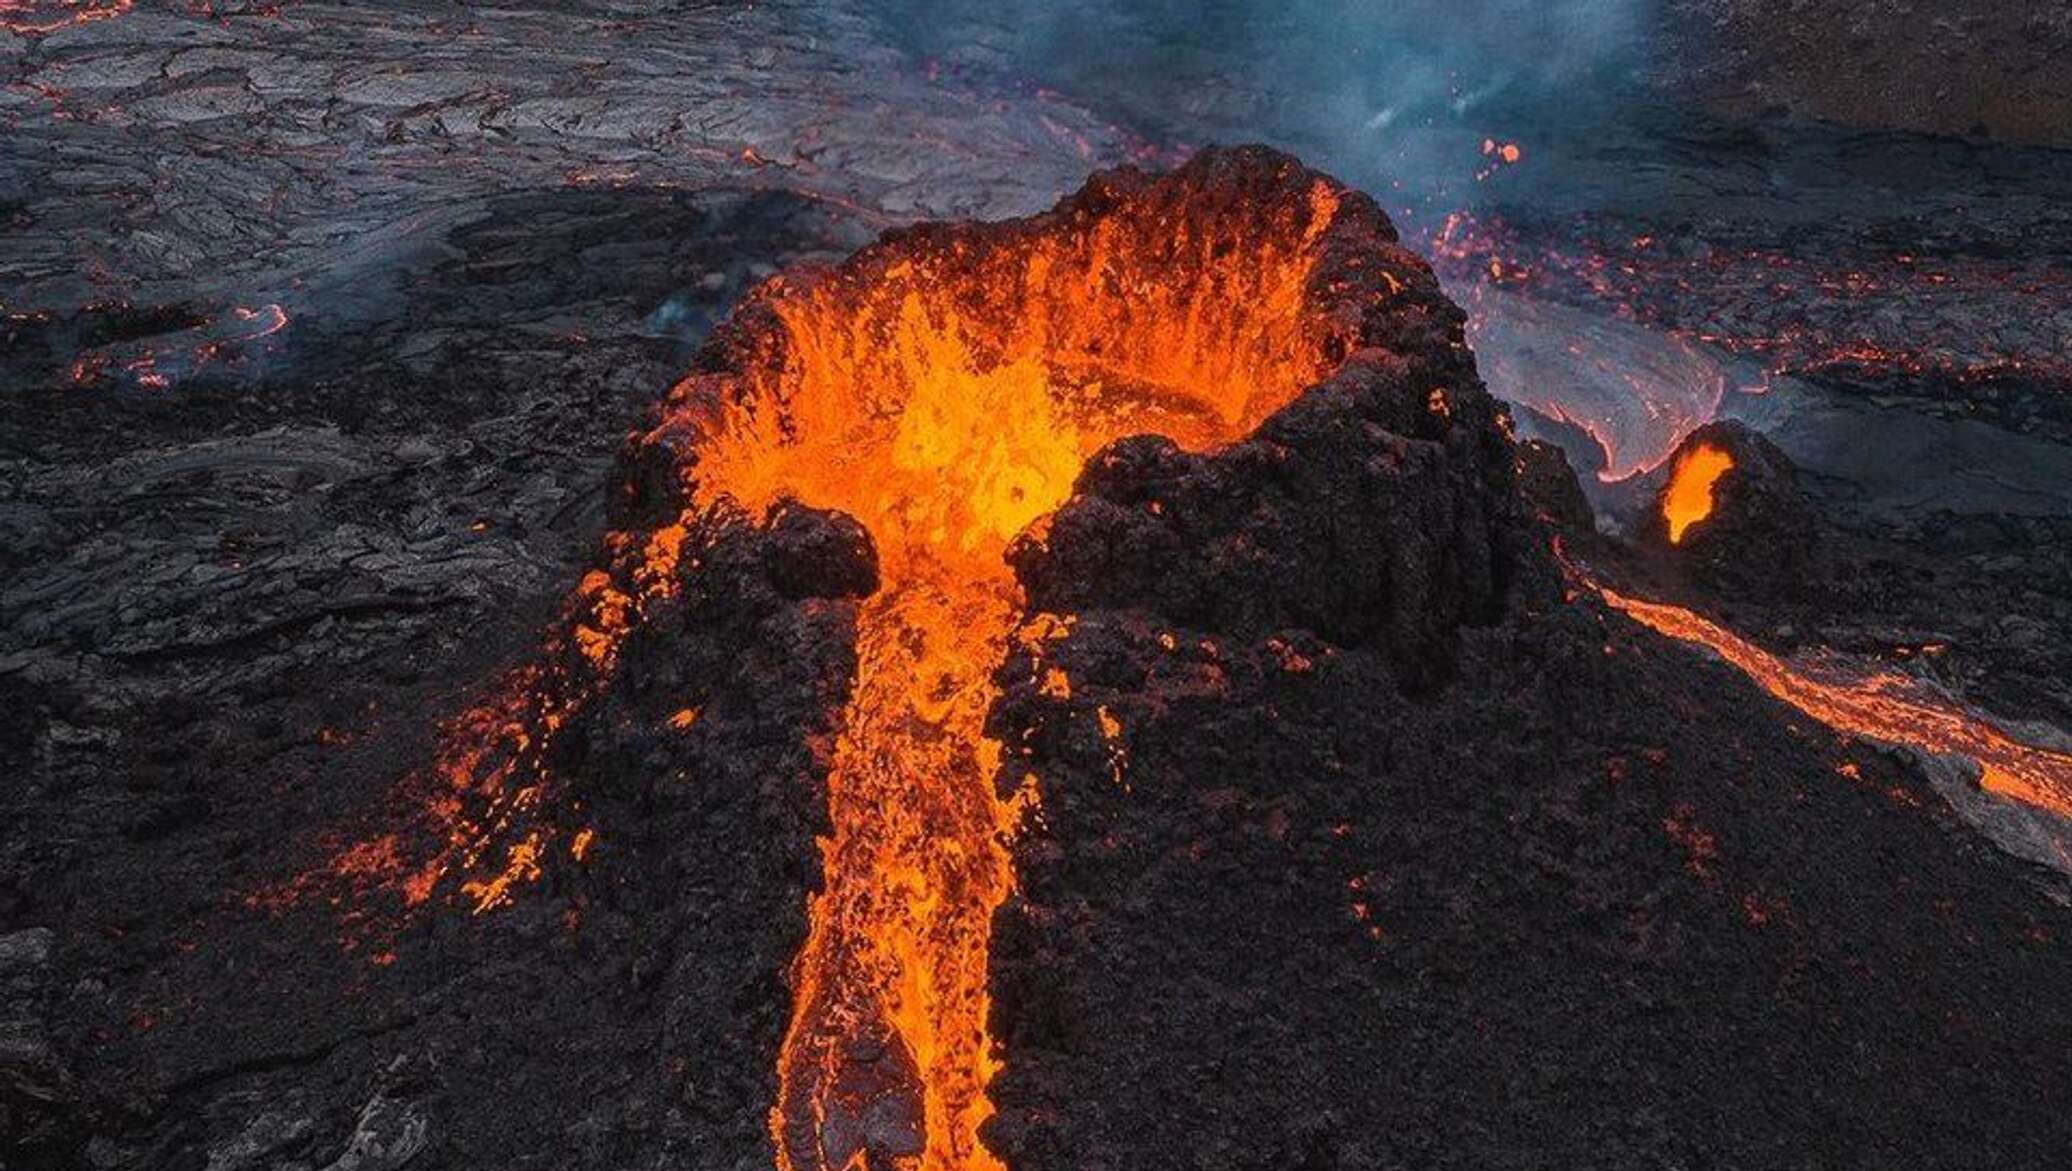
{"left": 653, "top": 157, "right": 1373, "bottom": 1171}
{"left": 1661, "top": 442, "right": 1734, "bottom": 543}
{"left": 1598, "top": 584, "right": 2072, "bottom": 820}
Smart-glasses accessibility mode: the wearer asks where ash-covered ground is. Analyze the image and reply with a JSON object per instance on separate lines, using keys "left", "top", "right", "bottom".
{"left": 4, "top": 4, "right": 2071, "bottom": 1169}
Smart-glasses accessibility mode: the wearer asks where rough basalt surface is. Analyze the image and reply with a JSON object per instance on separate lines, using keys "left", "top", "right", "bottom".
{"left": 985, "top": 354, "right": 2072, "bottom": 1170}
{"left": 1009, "top": 356, "right": 1527, "bottom": 695}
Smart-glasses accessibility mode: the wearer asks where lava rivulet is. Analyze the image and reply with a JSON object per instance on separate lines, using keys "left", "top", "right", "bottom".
{"left": 628, "top": 150, "right": 1419, "bottom": 1171}
{"left": 1598, "top": 584, "right": 2072, "bottom": 820}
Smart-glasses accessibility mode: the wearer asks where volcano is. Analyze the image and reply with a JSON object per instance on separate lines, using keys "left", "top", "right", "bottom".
{"left": 7, "top": 128, "right": 2072, "bottom": 1170}
{"left": 398, "top": 147, "right": 1494, "bottom": 1171}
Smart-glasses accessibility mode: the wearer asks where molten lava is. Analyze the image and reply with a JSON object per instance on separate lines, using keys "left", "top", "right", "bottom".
{"left": 1661, "top": 442, "right": 1734, "bottom": 543}
{"left": 68, "top": 302, "right": 292, "bottom": 392}
{"left": 1598, "top": 585, "right": 2072, "bottom": 821}
{"left": 698, "top": 187, "right": 1336, "bottom": 1171}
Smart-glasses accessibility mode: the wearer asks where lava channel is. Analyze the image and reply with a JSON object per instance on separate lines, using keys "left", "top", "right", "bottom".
{"left": 1597, "top": 584, "right": 2072, "bottom": 821}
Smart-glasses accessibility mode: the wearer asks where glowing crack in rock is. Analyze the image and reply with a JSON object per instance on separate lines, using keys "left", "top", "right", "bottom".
{"left": 0, "top": 0, "right": 130, "bottom": 36}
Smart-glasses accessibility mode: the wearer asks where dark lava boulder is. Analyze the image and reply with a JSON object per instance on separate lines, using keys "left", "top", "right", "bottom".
{"left": 1515, "top": 436, "right": 1596, "bottom": 534}
{"left": 1012, "top": 352, "right": 1534, "bottom": 696}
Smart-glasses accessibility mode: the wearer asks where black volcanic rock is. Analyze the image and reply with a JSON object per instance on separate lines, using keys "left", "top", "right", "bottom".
{"left": 760, "top": 503, "right": 881, "bottom": 602}
{"left": 1514, "top": 436, "right": 1596, "bottom": 534}
{"left": 1013, "top": 355, "right": 1530, "bottom": 694}
{"left": 985, "top": 340, "right": 2072, "bottom": 1169}
{"left": 0, "top": 928, "right": 86, "bottom": 1164}
{"left": 545, "top": 509, "right": 861, "bottom": 1167}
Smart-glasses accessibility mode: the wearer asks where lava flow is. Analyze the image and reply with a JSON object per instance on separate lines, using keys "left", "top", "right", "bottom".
{"left": 1431, "top": 211, "right": 2072, "bottom": 404}
{"left": 1598, "top": 585, "right": 2072, "bottom": 820}
{"left": 1661, "top": 442, "right": 1734, "bottom": 544}
{"left": 67, "top": 302, "right": 291, "bottom": 391}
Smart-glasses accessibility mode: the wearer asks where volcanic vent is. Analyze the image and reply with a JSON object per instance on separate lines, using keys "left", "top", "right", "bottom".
{"left": 674, "top": 151, "right": 1451, "bottom": 1171}
{"left": 409, "top": 148, "right": 1473, "bottom": 1171}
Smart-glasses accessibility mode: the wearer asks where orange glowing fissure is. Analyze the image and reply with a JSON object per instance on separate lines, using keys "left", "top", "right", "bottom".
{"left": 656, "top": 173, "right": 1351, "bottom": 1171}
{"left": 1597, "top": 584, "right": 2072, "bottom": 821}
{"left": 1661, "top": 441, "right": 1734, "bottom": 544}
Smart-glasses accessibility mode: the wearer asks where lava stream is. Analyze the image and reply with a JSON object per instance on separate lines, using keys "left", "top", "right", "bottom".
{"left": 1598, "top": 585, "right": 2072, "bottom": 819}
